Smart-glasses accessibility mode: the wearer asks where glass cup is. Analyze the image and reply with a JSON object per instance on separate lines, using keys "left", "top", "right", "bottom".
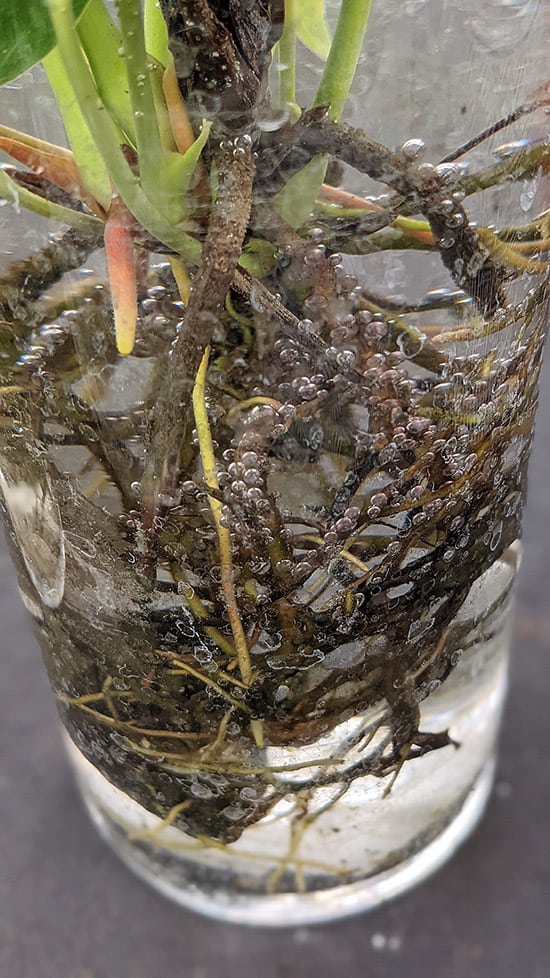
{"left": 0, "top": 0, "right": 548, "bottom": 925}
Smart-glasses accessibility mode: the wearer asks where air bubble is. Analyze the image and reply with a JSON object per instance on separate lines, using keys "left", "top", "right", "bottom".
{"left": 400, "top": 138, "right": 425, "bottom": 159}
{"left": 241, "top": 451, "right": 259, "bottom": 467}
{"left": 278, "top": 404, "right": 296, "bottom": 421}
{"left": 371, "top": 495, "right": 390, "bottom": 515}
{"left": 244, "top": 468, "right": 262, "bottom": 486}
{"left": 294, "top": 383, "right": 315, "bottom": 403}
{"left": 434, "top": 162, "right": 462, "bottom": 180}
{"left": 447, "top": 211, "right": 467, "bottom": 231}
{"left": 181, "top": 480, "right": 197, "bottom": 495}
{"left": 304, "top": 247, "right": 326, "bottom": 268}
{"left": 439, "top": 198, "right": 455, "bottom": 215}
{"left": 275, "top": 559, "right": 293, "bottom": 574}
{"left": 439, "top": 234, "right": 455, "bottom": 249}
{"left": 519, "top": 178, "right": 537, "bottom": 212}
{"left": 240, "top": 786, "right": 258, "bottom": 801}
{"left": 246, "top": 487, "right": 263, "bottom": 503}
{"left": 336, "top": 350, "right": 356, "bottom": 370}
{"left": 237, "top": 134, "right": 253, "bottom": 148}
{"left": 493, "top": 138, "right": 532, "bottom": 161}
{"left": 344, "top": 506, "right": 361, "bottom": 522}
{"left": 408, "top": 616, "right": 435, "bottom": 641}
{"left": 193, "top": 646, "right": 213, "bottom": 666}
{"left": 490, "top": 521, "right": 503, "bottom": 551}
{"left": 396, "top": 329, "right": 426, "bottom": 359}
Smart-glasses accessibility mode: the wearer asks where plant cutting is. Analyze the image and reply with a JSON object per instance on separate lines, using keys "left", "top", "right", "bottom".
{"left": 0, "top": 0, "right": 548, "bottom": 925}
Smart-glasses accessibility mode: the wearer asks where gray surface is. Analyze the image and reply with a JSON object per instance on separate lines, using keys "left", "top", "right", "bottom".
{"left": 1, "top": 352, "right": 549, "bottom": 978}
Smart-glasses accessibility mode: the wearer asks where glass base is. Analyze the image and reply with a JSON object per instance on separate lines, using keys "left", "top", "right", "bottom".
{"left": 64, "top": 548, "right": 515, "bottom": 926}
{"left": 75, "top": 744, "right": 495, "bottom": 927}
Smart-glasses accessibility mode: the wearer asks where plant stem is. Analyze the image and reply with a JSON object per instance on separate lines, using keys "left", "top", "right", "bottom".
{"left": 0, "top": 166, "right": 102, "bottom": 233}
{"left": 141, "top": 144, "right": 255, "bottom": 525}
{"left": 0, "top": 124, "right": 76, "bottom": 163}
{"left": 104, "top": 195, "right": 138, "bottom": 355}
{"left": 162, "top": 62, "right": 196, "bottom": 154}
{"left": 46, "top": 0, "right": 200, "bottom": 262}
{"left": 313, "top": 0, "right": 373, "bottom": 121}
{"left": 279, "top": 0, "right": 297, "bottom": 106}
{"left": 116, "top": 0, "right": 165, "bottom": 198}
{"left": 457, "top": 143, "right": 550, "bottom": 199}
{"left": 299, "top": 117, "right": 505, "bottom": 314}
{"left": 43, "top": 48, "right": 112, "bottom": 211}
{"left": 192, "top": 347, "right": 252, "bottom": 687}
{"left": 275, "top": 0, "right": 373, "bottom": 229}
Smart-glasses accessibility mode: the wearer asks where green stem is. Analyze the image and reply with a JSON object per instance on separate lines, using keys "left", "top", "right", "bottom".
{"left": 313, "top": 0, "right": 373, "bottom": 121}
{"left": 43, "top": 47, "right": 112, "bottom": 210}
{"left": 115, "top": 0, "right": 165, "bottom": 198}
{"left": 457, "top": 143, "right": 550, "bottom": 199}
{"left": 275, "top": 0, "right": 373, "bottom": 230}
{"left": 279, "top": 0, "right": 297, "bottom": 106}
{"left": 0, "top": 167, "right": 103, "bottom": 233}
{"left": 46, "top": 0, "right": 200, "bottom": 263}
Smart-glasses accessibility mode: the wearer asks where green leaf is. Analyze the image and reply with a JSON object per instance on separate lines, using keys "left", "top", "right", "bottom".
{"left": 238, "top": 239, "right": 277, "bottom": 278}
{"left": 144, "top": 0, "right": 172, "bottom": 68}
{"left": 296, "top": 0, "right": 332, "bottom": 61}
{"left": 0, "top": 0, "right": 90, "bottom": 84}
{"left": 175, "top": 121, "right": 211, "bottom": 197}
{"left": 273, "top": 154, "right": 328, "bottom": 230}
{"left": 77, "top": 0, "right": 136, "bottom": 145}
{"left": 158, "top": 121, "right": 211, "bottom": 224}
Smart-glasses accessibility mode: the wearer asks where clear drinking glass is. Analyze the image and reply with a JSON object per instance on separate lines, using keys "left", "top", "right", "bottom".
{"left": 0, "top": 0, "right": 548, "bottom": 925}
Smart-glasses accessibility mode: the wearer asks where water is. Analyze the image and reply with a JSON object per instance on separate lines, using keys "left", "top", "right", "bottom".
{"left": 67, "top": 546, "right": 516, "bottom": 926}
